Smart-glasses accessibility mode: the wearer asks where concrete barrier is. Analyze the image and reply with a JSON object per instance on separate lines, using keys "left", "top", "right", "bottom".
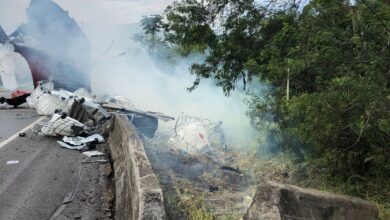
{"left": 107, "top": 114, "right": 166, "bottom": 220}
{"left": 245, "top": 181, "right": 378, "bottom": 220}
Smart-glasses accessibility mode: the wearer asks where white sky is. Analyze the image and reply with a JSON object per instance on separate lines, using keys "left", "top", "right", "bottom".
{"left": 0, "top": 0, "right": 174, "bottom": 33}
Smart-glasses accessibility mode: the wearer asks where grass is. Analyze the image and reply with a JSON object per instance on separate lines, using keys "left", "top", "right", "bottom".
{"left": 163, "top": 187, "right": 216, "bottom": 220}
{"left": 163, "top": 182, "right": 243, "bottom": 220}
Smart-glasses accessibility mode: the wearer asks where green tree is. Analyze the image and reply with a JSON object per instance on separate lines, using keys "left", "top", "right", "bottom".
{"left": 141, "top": 14, "right": 164, "bottom": 54}
{"left": 155, "top": 0, "right": 390, "bottom": 180}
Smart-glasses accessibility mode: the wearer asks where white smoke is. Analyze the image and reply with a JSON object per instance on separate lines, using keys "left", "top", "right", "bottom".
{"left": 0, "top": 0, "right": 257, "bottom": 148}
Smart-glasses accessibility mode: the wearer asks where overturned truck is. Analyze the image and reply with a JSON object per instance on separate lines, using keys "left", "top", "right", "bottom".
{"left": 0, "top": 0, "right": 91, "bottom": 91}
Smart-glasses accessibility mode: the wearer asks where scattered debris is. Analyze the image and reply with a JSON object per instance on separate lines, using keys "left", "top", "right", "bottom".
{"left": 0, "top": 93, "right": 30, "bottom": 108}
{"left": 100, "top": 96, "right": 135, "bottom": 110}
{"left": 69, "top": 98, "right": 110, "bottom": 126}
{"left": 36, "top": 93, "right": 70, "bottom": 116}
{"left": 19, "top": 133, "right": 26, "bottom": 137}
{"left": 57, "top": 140, "right": 84, "bottom": 150}
{"left": 101, "top": 96, "right": 174, "bottom": 138}
{"left": 57, "top": 134, "right": 105, "bottom": 151}
{"left": 26, "top": 81, "right": 54, "bottom": 108}
{"left": 82, "top": 151, "right": 105, "bottom": 157}
{"left": 33, "top": 113, "right": 85, "bottom": 136}
{"left": 169, "top": 113, "right": 228, "bottom": 155}
{"left": 6, "top": 160, "right": 19, "bottom": 165}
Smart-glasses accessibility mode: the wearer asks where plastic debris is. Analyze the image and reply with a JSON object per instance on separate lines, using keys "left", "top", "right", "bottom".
{"left": 37, "top": 93, "right": 69, "bottom": 115}
{"left": 57, "top": 140, "right": 84, "bottom": 150}
{"left": 33, "top": 113, "right": 85, "bottom": 136}
{"left": 26, "top": 81, "right": 54, "bottom": 108}
{"left": 65, "top": 134, "right": 104, "bottom": 146}
{"left": 57, "top": 134, "right": 104, "bottom": 150}
{"left": 6, "top": 160, "right": 19, "bottom": 165}
{"left": 82, "top": 151, "right": 105, "bottom": 157}
{"left": 169, "top": 114, "right": 228, "bottom": 154}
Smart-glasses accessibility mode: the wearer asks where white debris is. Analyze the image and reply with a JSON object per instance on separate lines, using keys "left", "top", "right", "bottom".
{"left": 82, "top": 151, "right": 105, "bottom": 157}
{"left": 34, "top": 113, "right": 85, "bottom": 136}
{"left": 6, "top": 160, "right": 19, "bottom": 165}
{"left": 27, "top": 81, "right": 54, "bottom": 108}
{"left": 57, "top": 140, "right": 85, "bottom": 150}
{"left": 57, "top": 134, "right": 104, "bottom": 150}
{"left": 170, "top": 121, "right": 211, "bottom": 154}
{"left": 169, "top": 114, "right": 227, "bottom": 154}
{"left": 65, "top": 134, "right": 103, "bottom": 146}
{"left": 100, "top": 95, "right": 135, "bottom": 110}
{"left": 37, "top": 93, "right": 69, "bottom": 115}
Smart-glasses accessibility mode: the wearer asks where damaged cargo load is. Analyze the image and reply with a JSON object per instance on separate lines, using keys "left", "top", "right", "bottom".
{"left": 27, "top": 81, "right": 173, "bottom": 139}
{"left": 0, "top": 0, "right": 91, "bottom": 91}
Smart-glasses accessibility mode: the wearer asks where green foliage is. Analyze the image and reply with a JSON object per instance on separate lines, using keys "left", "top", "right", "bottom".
{"left": 164, "top": 0, "right": 217, "bottom": 56}
{"left": 141, "top": 14, "right": 164, "bottom": 53}
{"left": 156, "top": 0, "right": 390, "bottom": 181}
{"left": 147, "top": 2, "right": 390, "bottom": 217}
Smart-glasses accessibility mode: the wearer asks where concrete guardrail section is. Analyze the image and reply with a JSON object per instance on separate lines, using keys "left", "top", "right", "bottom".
{"left": 107, "top": 114, "right": 166, "bottom": 220}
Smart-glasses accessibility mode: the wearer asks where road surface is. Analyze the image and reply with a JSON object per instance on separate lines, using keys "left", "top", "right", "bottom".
{"left": 0, "top": 106, "right": 113, "bottom": 220}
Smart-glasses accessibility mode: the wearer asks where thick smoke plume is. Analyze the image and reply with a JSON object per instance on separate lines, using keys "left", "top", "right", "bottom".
{"left": 0, "top": 0, "right": 257, "bottom": 148}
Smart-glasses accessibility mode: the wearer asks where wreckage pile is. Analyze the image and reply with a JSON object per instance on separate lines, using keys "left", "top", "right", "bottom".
{"left": 0, "top": 80, "right": 174, "bottom": 158}
{"left": 1, "top": 79, "right": 255, "bottom": 218}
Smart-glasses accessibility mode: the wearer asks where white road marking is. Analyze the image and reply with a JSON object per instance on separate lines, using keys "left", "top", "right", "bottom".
{"left": 0, "top": 117, "right": 44, "bottom": 149}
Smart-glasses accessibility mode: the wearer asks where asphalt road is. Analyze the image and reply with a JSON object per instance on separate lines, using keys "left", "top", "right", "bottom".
{"left": 0, "top": 107, "right": 113, "bottom": 220}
